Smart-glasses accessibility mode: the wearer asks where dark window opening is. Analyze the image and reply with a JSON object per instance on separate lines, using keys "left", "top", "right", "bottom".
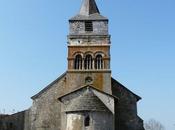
{"left": 95, "top": 54, "right": 103, "bottom": 69}
{"left": 84, "top": 55, "right": 93, "bottom": 69}
{"left": 7, "top": 122, "right": 14, "bottom": 129}
{"left": 9, "top": 122, "right": 13, "bottom": 128}
{"left": 84, "top": 115, "right": 90, "bottom": 127}
{"left": 85, "top": 21, "right": 93, "bottom": 31}
{"left": 74, "top": 55, "right": 82, "bottom": 70}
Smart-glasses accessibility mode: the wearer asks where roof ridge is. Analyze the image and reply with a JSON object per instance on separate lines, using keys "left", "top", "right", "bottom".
{"left": 58, "top": 85, "right": 118, "bottom": 100}
{"left": 31, "top": 72, "right": 66, "bottom": 99}
{"left": 111, "top": 77, "right": 141, "bottom": 101}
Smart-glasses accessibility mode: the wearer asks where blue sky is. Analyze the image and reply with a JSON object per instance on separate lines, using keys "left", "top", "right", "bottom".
{"left": 0, "top": 0, "right": 175, "bottom": 129}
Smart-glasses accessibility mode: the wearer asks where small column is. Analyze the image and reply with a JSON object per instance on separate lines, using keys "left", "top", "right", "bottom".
{"left": 82, "top": 58, "right": 85, "bottom": 70}
{"left": 92, "top": 58, "right": 95, "bottom": 70}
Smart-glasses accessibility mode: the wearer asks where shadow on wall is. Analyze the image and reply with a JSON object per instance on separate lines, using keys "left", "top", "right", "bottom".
{"left": 0, "top": 111, "right": 25, "bottom": 130}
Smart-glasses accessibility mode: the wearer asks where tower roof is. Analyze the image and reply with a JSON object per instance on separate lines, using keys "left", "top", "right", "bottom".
{"left": 79, "top": 0, "right": 100, "bottom": 16}
{"left": 70, "top": 0, "right": 108, "bottom": 21}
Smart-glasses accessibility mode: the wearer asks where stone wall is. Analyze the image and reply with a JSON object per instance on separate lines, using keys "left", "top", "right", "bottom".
{"left": 0, "top": 111, "right": 25, "bottom": 130}
{"left": 69, "top": 21, "right": 108, "bottom": 35}
{"left": 66, "top": 71, "right": 112, "bottom": 94}
{"left": 67, "top": 45, "right": 110, "bottom": 70}
{"left": 59, "top": 86, "right": 115, "bottom": 130}
{"left": 0, "top": 74, "right": 144, "bottom": 130}
{"left": 65, "top": 112, "right": 113, "bottom": 130}
{"left": 29, "top": 74, "right": 67, "bottom": 130}
{"left": 68, "top": 35, "right": 110, "bottom": 46}
{"left": 111, "top": 78, "right": 145, "bottom": 130}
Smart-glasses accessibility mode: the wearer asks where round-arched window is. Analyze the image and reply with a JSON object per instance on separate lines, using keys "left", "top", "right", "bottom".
{"left": 84, "top": 55, "right": 93, "bottom": 70}
{"left": 74, "top": 54, "right": 82, "bottom": 70}
{"left": 95, "top": 54, "right": 103, "bottom": 69}
{"left": 84, "top": 114, "right": 90, "bottom": 127}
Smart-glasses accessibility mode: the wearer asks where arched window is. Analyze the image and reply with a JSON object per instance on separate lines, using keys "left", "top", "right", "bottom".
{"left": 84, "top": 115, "right": 90, "bottom": 127}
{"left": 84, "top": 55, "right": 93, "bottom": 70}
{"left": 74, "top": 55, "right": 82, "bottom": 70}
{"left": 95, "top": 54, "right": 103, "bottom": 69}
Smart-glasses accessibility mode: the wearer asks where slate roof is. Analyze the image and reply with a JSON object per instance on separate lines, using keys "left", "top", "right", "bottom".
{"left": 31, "top": 72, "right": 141, "bottom": 102}
{"left": 79, "top": 0, "right": 100, "bottom": 16}
{"left": 70, "top": 0, "right": 108, "bottom": 21}
{"left": 111, "top": 78, "right": 141, "bottom": 101}
{"left": 31, "top": 72, "right": 66, "bottom": 99}
{"left": 58, "top": 84, "right": 118, "bottom": 100}
{"left": 65, "top": 87, "right": 108, "bottom": 112}
{"left": 70, "top": 14, "right": 108, "bottom": 21}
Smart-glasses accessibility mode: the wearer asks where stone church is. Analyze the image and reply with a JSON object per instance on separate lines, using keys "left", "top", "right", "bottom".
{"left": 0, "top": 0, "right": 145, "bottom": 130}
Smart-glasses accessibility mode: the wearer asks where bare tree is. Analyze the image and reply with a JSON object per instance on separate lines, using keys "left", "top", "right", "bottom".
{"left": 144, "top": 119, "right": 165, "bottom": 130}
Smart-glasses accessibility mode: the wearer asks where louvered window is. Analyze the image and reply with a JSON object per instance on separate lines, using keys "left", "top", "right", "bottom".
{"left": 85, "top": 21, "right": 93, "bottom": 31}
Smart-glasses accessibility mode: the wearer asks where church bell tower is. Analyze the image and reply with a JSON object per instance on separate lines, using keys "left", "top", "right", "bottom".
{"left": 66, "top": 0, "right": 111, "bottom": 94}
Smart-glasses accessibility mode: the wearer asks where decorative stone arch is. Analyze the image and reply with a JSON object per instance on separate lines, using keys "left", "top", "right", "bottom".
{"left": 73, "top": 51, "right": 106, "bottom": 70}
{"left": 84, "top": 54, "right": 93, "bottom": 70}
{"left": 84, "top": 51, "right": 94, "bottom": 58}
{"left": 74, "top": 54, "right": 83, "bottom": 70}
{"left": 94, "top": 51, "right": 105, "bottom": 57}
{"left": 94, "top": 51, "right": 105, "bottom": 69}
{"left": 73, "top": 51, "right": 84, "bottom": 57}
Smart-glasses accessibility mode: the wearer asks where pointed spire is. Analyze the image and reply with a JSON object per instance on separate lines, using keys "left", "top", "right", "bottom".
{"left": 79, "top": 0, "right": 100, "bottom": 16}
{"left": 70, "top": 0, "right": 107, "bottom": 21}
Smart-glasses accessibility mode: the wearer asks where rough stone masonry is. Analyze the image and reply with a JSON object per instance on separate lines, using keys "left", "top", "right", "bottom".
{"left": 0, "top": 0, "right": 145, "bottom": 130}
